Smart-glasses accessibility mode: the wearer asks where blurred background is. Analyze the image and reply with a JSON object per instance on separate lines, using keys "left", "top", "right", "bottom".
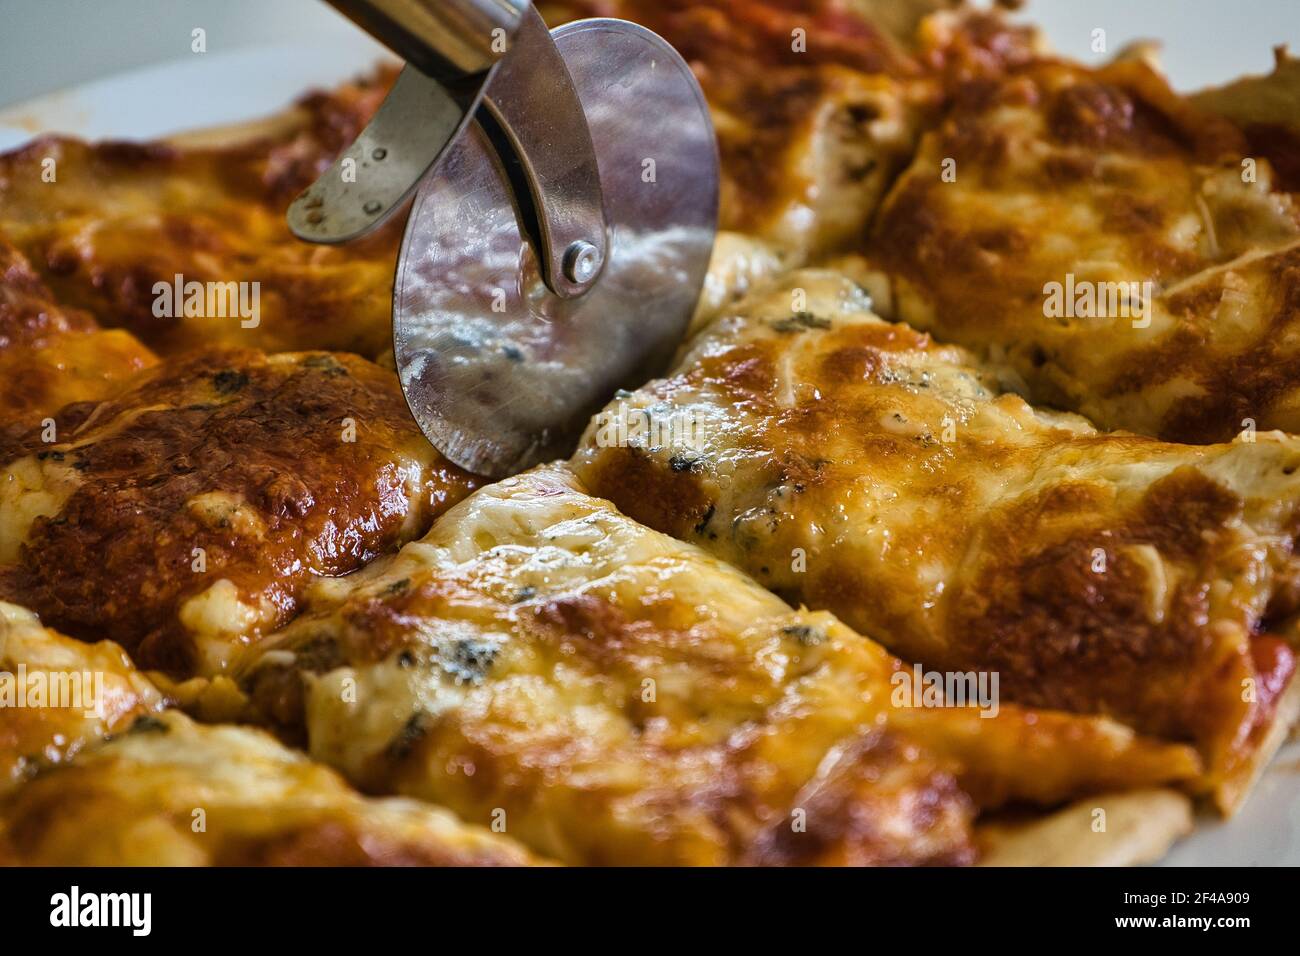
{"left": 1, "top": 0, "right": 1298, "bottom": 109}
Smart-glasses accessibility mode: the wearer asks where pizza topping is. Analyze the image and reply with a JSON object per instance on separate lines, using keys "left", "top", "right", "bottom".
{"left": 575, "top": 271, "right": 1300, "bottom": 806}
{"left": 232, "top": 466, "right": 1196, "bottom": 865}
{"left": 0, "top": 349, "right": 478, "bottom": 676}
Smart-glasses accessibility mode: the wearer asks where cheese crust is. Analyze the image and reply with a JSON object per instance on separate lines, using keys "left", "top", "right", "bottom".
{"left": 0, "top": 239, "right": 156, "bottom": 423}
{"left": 0, "top": 68, "right": 403, "bottom": 359}
{"left": 0, "top": 600, "right": 163, "bottom": 794}
{"left": 542, "top": 2, "right": 1041, "bottom": 262}
{"left": 0, "top": 709, "right": 539, "bottom": 866}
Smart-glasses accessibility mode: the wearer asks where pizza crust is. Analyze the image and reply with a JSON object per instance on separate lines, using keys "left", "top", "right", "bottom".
{"left": 1192, "top": 47, "right": 1300, "bottom": 132}
{"left": 164, "top": 106, "right": 313, "bottom": 149}
{"left": 977, "top": 790, "right": 1193, "bottom": 866}
{"left": 1214, "top": 670, "right": 1300, "bottom": 815}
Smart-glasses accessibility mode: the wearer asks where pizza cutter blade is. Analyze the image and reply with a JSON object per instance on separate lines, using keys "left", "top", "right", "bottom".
{"left": 288, "top": 2, "right": 719, "bottom": 478}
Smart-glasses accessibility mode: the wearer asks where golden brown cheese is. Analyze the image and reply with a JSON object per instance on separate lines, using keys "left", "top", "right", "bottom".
{"left": 0, "top": 349, "right": 478, "bottom": 676}
{"left": 870, "top": 58, "right": 1300, "bottom": 442}
{"left": 0, "top": 710, "right": 540, "bottom": 866}
{"left": 691, "top": 232, "right": 793, "bottom": 336}
{"left": 539, "top": 3, "right": 1046, "bottom": 264}
{"left": 572, "top": 271, "right": 1299, "bottom": 810}
{"left": 0, "top": 239, "right": 155, "bottom": 424}
{"left": 0, "top": 68, "right": 402, "bottom": 358}
{"left": 0, "top": 600, "right": 163, "bottom": 793}
{"left": 543, "top": 1, "right": 938, "bottom": 260}
{"left": 233, "top": 465, "right": 1195, "bottom": 866}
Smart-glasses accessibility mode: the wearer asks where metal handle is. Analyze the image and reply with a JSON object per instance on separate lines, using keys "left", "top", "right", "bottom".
{"left": 288, "top": 0, "right": 532, "bottom": 243}
{"left": 286, "top": 65, "right": 481, "bottom": 243}
{"left": 290, "top": 2, "right": 608, "bottom": 300}
{"left": 322, "top": 0, "right": 530, "bottom": 83}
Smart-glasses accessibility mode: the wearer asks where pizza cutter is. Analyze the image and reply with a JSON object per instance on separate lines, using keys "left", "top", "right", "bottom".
{"left": 287, "top": 0, "right": 719, "bottom": 477}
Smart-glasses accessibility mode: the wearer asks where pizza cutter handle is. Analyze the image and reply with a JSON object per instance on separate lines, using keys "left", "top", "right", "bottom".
{"left": 287, "top": 0, "right": 528, "bottom": 244}
{"left": 289, "top": 2, "right": 609, "bottom": 299}
{"left": 323, "top": 0, "right": 531, "bottom": 85}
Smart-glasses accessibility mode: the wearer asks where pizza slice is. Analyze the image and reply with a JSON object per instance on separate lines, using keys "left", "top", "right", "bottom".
{"left": 225, "top": 465, "right": 1196, "bottom": 866}
{"left": 0, "top": 348, "right": 478, "bottom": 676}
{"left": 1192, "top": 48, "right": 1300, "bottom": 193}
{"left": 572, "top": 269, "right": 1300, "bottom": 811}
{"left": 543, "top": 1, "right": 1043, "bottom": 262}
{"left": 0, "top": 709, "right": 540, "bottom": 866}
{"left": 0, "top": 67, "right": 403, "bottom": 358}
{"left": 0, "top": 603, "right": 535, "bottom": 865}
{"left": 869, "top": 56, "right": 1300, "bottom": 442}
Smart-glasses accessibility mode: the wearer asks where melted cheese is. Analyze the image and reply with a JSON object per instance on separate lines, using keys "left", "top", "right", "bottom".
{"left": 177, "top": 580, "right": 276, "bottom": 675}
{"left": 541, "top": 1, "right": 960, "bottom": 262}
{"left": 870, "top": 58, "right": 1300, "bottom": 442}
{"left": 0, "top": 600, "right": 163, "bottom": 792}
{"left": 691, "top": 231, "right": 791, "bottom": 336}
{"left": 0, "top": 455, "right": 81, "bottom": 564}
{"left": 0, "top": 710, "right": 540, "bottom": 865}
{"left": 0, "top": 69, "right": 402, "bottom": 359}
{"left": 0, "top": 348, "right": 478, "bottom": 676}
{"left": 573, "top": 271, "right": 1300, "bottom": 809}
{"left": 0, "top": 239, "right": 156, "bottom": 425}
{"left": 235, "top": 465, "right": 1195, "bottom": 865}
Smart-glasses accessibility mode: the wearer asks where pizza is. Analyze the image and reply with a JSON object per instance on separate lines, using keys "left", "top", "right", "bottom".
{"left": 541, "top": 1, "right": 1043, "bottom": 262}
{"left": 0, "top": 238, "right": 156, "bottom": 423}
{"left": 0, "top": 711, "right": 541, "bottom": 866}
{"left": 0, "top": 600, "right": 164, "bottom": 793}
{"left": 0, "top": 68, "right": 403, "bottom": 359}
{"left": 0, "top": 1, "right": 1297, "bottom": 866}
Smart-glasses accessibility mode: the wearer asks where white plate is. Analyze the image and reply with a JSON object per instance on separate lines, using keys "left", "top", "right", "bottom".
{"left": 0, "top": 37, "right": 393, "bottom": 150}
{"left": 0, "top": 20, "right": 1296, "bottom": 870}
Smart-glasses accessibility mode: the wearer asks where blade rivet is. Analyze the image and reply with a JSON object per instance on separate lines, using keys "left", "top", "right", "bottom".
{"left": 364, "top": 200, "right": 383, "bottom": 215}
{"left": 563, "top": 240, "right": 601, "bottom": 284}
{"left": 371, "top": 147, "right": 388, "bottom": 161}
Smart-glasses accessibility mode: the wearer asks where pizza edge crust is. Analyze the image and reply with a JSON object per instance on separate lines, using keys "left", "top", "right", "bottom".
{"left": 1214, "top": 669, "right": 1300, "bottom": 814}
{"left": 163, "top": 105, "right": 314, "bottom": 149}
{"left": 976, "top": 790, "right": 1194, "bottom": 867}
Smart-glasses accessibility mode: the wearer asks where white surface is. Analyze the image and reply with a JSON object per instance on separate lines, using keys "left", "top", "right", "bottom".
{"left": 1161, "top": 742, "right": 1300, "bottom": 866}
{"left": 2, "top": 0, "right": 1299, "bottom": 110}
{"left": 0, "top": 0, "right": 379, "bottom": 108}
{"left": 1019, "top": 0, "right": 1300, "bottom": 91}
{"left": 1, "top": 0, "right": 1298, "bottom": 110}
{"left": 0, "top": 37, "right": 392, "bottom": 152}
{"left": 0, "top": 2, "right": 1296, "bottom": 867}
